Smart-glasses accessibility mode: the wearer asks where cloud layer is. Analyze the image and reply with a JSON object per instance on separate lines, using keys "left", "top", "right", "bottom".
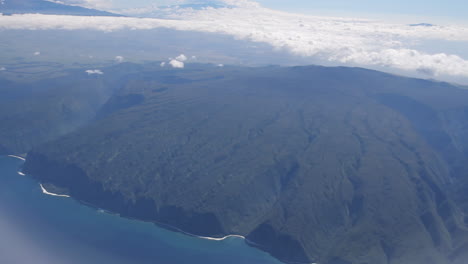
{"left": 1, "top": 3, "right": 468, "bottom": 78}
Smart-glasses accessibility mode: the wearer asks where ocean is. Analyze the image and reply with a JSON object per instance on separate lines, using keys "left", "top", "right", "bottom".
{"left": 0, "top": 156, "right": 283, "bottom": 264}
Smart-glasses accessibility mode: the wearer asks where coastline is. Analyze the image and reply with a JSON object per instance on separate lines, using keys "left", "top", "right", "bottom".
{"left": 134, "top": 220, "right": 312, "bottom": 264}
{"left": 29, "top": 165, "right": 246, "bottom": 241}
{"left": 146, "top": 216, "right": 249, "bottom": 243}
{"left": 6, "top": 155, "right": 27, "bottom": 176}
{"left": 70, "top": 194, "right": 312, "bottom": 264}
{"left": 40, "top": 183, "right": 71, "bottom": 198}
{"left": 19, "top": 154, "right": 313, "bottom": 264}
{"left": 9, "top": 153, "right": 244, "bottom": 241}
{"left": 5, "top": 155, "right": 70, "bottom": 198}
{"left": 7, "top": 155, "right": 26, "bottom": 161}
{"left": 198, "top": 234, "right": 246, "bottom": 241}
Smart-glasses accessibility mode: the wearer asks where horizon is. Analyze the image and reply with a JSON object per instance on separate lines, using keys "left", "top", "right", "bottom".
{"left": 1, "top": 0, "right": 468, "bottom": 84}
{"left": 55, "top": 0, "right": 468, "bottom": 24}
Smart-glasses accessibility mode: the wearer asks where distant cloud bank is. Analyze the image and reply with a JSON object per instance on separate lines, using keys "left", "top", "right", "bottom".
{"left": 1, "top": 3, "right": 468, "bottom": 78}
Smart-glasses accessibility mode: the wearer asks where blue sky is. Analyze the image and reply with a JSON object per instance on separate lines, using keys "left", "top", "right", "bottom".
{"left": 109, "top": 0, "right": 468, "bottom": 22}
{"left": 257, "top": 0, "right": 467, "bottom": 19}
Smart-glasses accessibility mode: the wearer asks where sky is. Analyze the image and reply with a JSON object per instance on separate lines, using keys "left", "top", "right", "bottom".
{"left": 102, "top": 0, "right": 468, "bottom": 23}
{"left": 257, "top": 0, "right": 468, "bottom": 22}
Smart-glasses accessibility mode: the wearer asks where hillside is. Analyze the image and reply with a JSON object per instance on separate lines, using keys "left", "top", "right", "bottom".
{"left": 0, "top": 63, "right": 146, "bottom": 154}
{"left": 21, "top": 65, "right": 468, "bottom": 264}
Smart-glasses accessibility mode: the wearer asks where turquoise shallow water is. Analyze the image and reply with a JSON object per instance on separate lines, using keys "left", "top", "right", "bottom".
{"left": 0, "top": 156, "right": 283, "bottom": 264}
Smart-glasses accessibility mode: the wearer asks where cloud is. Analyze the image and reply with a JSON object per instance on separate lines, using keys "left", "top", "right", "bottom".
{"left": 161, "top": 54, "right": 193, "bottom": 68}
{"left": 220, "top": 0, "right": 260, "bottom": 8}
{"left": 34, "top": 51, "right": 41, "bottom": 56}
{"left": 175, "top": 54, "right": 187, "bottom": 62}
{"left": 85, "top": 69, "right": 103, "bottom": 75}
{"left": 115, "top": 55, "right": 124, "bottom": 63}
{"left": 169, "top": 59, "right": 184, "bottom": 68}
{"left": 334, "top": 48, "right": 468, "bottom": 77}
{"left": 1, "top": 3, "right": 468, "bottom": 78}
{"left": 120, "top": 0, "right": 259, "bottom": 16}
{"left": 0, "top": 67, "right": 5, "bottom": 71}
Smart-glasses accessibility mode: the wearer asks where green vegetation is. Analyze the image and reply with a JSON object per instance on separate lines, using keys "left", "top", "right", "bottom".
{"left": 8, "top": 63, "right": 468, "bottom": 264}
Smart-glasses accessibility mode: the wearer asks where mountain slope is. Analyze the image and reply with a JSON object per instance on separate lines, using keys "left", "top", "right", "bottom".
{"left": 23, "top": 65, "right": 468, "bottom": 264}
{"left": 0, "top": 63, "right": 142, "bottom": 155}
{"left": 0, "top": 0, "right": 123, "bottom": 16}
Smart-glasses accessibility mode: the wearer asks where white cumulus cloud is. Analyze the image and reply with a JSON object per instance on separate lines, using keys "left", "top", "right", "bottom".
{"left": 175, "top": 54, "right": 187, "bottom": 62}
{"left": 169, "top": 59, "right": 184, "bottom": 68}
{"left": 85, "top": 69, "right": 103, "bottom": 75}
{"left": 115, "top": 55, "right": 124, "bottom": 63}
{"left": 161, "top": 54, "right": 193, "bottom": 68}
{"left": 34, "top": 51, "right": 41, "bottom": 56}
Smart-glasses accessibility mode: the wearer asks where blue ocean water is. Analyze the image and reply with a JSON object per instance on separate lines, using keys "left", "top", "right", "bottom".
{"left": 0, "top": 156, "right": 283, "bottom": 264}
